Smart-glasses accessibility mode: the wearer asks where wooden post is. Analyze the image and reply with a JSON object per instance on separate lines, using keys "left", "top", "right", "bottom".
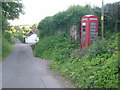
{"left": 101, "top": 0, "right": 104, "bottom": 39}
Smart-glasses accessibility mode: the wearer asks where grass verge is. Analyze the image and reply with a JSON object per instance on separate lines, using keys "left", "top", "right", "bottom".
{"left": 2, "top": 38, "right": 14, "bottom": 59}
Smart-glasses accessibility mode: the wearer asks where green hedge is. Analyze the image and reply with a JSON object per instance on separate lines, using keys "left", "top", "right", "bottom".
{"left": 51, "top": 33, "right": 119, "bottom": 88}
{"left": 3, "top": 31, "right": 15, "bottom": 44}
{"left": 34, "top": 32, "right": 79, "bottom": 60}
{"left": 2, "top": 38, "right": 14, "bottom": 59}
{"left": 34, "top": 32, "right": 119, "bottom": 88}
{"left": 2, "top": 32, "right": 14, "bottom": 59}
{"left": 14, "top": 34, "right": 25, "bottom": 43}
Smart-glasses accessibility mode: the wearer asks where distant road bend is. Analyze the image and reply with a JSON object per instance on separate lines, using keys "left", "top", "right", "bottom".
{"left": 2, "top": 38, "right": 72, "bottom": 88}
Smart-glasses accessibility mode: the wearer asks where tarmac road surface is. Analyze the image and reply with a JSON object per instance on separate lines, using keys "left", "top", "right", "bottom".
{"left": 2, "top": 38, "right": 72, "bottom": 88}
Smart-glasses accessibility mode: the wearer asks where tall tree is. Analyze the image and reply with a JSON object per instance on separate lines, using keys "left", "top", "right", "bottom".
{"left": 1, "top": 1, "right": 24, "bottom": 32}
{"left": 104, "top": 2, "right": 119, "bottom": 32}
{"left": 2, "top": 1, "right": 24, "bottom": 20}
{"left": 30, "top": 24, "right": 38, "bottom": 30}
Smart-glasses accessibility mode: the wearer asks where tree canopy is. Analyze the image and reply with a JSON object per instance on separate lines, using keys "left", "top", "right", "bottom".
{"left": 1, "top": 1, "right": 24, "bottom": 32}
{"left": 2, "top": 1, "right": 24, "bottom": 20}
{"left": 38, "top": 2, "right": 119, "bottom": 39}
{"left": 38, "top": 5, "right": 93, "bottom": 38}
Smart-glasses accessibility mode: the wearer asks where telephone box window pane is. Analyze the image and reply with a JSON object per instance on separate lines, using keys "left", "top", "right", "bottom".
{"left": 81, "top": 40, "right": 85, "bottom": 46}
{"left": 82, "top": 26, "right": 86, "bottom": 28}
{"left": 89, "top": 18, "right": 97, "bottom": 20}
{"left": 82, "top": 35, "right": 86, "bottom": 37}
{"left": 91, "top": 32, "right": 96, "bottom": 34}
{"left": 82, "top": 22, "right": 86, "bottom": 26}
{"left": 91, "top": 26, "right": 96, "bottom": 28}
{"left": 90, "top": 38, "right": 95, "bottom": 40}
{"left": 82, "top": 18, "right": 88, "bottom": 20}
{"left": 91, "top": 35, "right": 95, "bottom": 38}
{"left": 82, "top": 41, "right": 85, "bottom": 43}
{"left": 90, "top": 29, "right": 95, "bottom": 31}
{"left": 82, "top": 32, "right": 86, "bottom": 34}
{"left": 82, "top": 44, "right": 85, "bottom": 46}
{"left": 90, "top": 35, "right": 95, "bottom": 37}
{"left": 91, "top": 34, "right": 95, "bottom": 36}
{"left": 91, "top": 23, "right": 96, "bottom": 25}
{"left": 82, "top": 38, "right": 85, "bottom": 40}
{"left": 83, "top": 29, "right": 86, "bottom": 31}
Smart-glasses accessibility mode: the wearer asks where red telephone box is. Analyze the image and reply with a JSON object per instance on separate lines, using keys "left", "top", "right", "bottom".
{"left": 80, "top": 15, "right": 98, "bottom": 48}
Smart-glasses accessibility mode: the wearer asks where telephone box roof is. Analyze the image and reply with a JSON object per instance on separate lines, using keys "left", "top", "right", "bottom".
{"left": 85, "top": 15, "right": 94, "bottom": 17}
{"left": 82, "top": 15, "right": 98, "bottom": 18}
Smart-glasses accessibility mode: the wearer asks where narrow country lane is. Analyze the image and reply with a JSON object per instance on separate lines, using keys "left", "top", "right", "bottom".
{"left": 2, "top": 38, "right": 71, "bottom": 88}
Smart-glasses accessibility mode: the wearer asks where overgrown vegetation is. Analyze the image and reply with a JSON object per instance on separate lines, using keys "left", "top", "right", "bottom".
{"left": 1, "top": 1, "right": 24, "bottom": 59}
{"left": 13, "top": 34, "right": 25, "bottom": 43}
{"left": 34, "top": 2, "right": 119, "bottom": 88}
{"left": 38, "top": 2, "right": 120, "bottom": 39}
{"left": 34, "top": 32, "right": 79, "bottom": 60}
{"left": 38, "top": 5, "right": 93, "bottom": 39}
{"left": 34, "top": 32, "right": 119, "bottom": 88}
{"left": 2, "top": 31, "right": 15, "bottom": 58}
{"left": 2, "top": 37, "right": 14, "bottom": 58}
{"left": 58, "top": 33, "right": 118, "bottom": 88}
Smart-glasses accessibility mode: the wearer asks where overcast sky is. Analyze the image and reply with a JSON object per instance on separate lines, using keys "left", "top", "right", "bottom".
{"left": 8, "top": 0, "right": 119, "bottom": 26}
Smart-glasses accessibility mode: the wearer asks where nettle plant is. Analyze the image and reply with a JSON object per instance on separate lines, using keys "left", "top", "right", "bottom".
{"left": 88, "top": 38, "right": 108, "bottom": 57}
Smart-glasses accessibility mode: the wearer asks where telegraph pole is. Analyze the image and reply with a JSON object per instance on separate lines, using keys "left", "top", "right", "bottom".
{"left": 118, "top": 1, "right": 120, "bottom": 32}
{"left": 101, "top": 0, "right": 104, "bottom": 39}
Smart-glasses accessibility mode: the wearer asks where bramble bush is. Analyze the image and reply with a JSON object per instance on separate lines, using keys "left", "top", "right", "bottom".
{"left": 34, "top": 3, "right": 119, "bottom": 88}
{"left": 34, "top": 32, "right": 79, "bottom": 61}
{"left": 34, "top": 32, "right": 119, "bottom": 88}
{"left": 88, "top": 38, "right": 108, "bottom": 57}
{"left": 3, "top": 31, "right": 14, "bottom": 44}
{"left": 51, "top": 33, "right": 119, "bottom": 88}
{"left": 2, "top": 32, "right": 14, "bottom": 59}
{"left": 14, "top": 34, "right": 25, "bottom": 43}
{"left": 2, "top": 38, "right": 14, "bottom": 58}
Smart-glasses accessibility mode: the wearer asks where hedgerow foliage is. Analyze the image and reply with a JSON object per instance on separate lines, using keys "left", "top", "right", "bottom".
{"left": 51, "top": 33, "right": 119, "bottom": 88}
{"left": 34, "top": 32, "right": 119, "bottom": 88}
{"left": 38, "top": 2, "right": 119, "bottom": 39}
{"left": 35, "top": 2, "right": 119, "bottom": 88}
{"left": 34, "top": 32, "right": 79, "bottom": 60}
{"left": 38, "top": 5, "right": 93, "bottom": 39}
{"left": 1, "top": 1, "right": 24, "bottom": 59}
{"left": 2, "top": 32, "right": 14, "bottom": 58}
{"left": 14, "top": 34, "right": 25, "bottom": 43}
